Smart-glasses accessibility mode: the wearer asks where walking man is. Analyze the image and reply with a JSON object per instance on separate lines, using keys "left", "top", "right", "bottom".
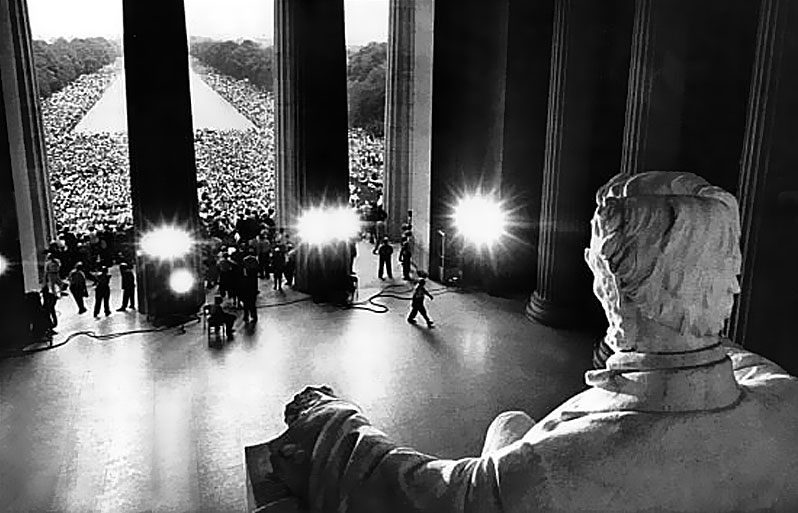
{"left": 407, "top": 278, "right": 434, "bottom": 327}
{"left": 373, "top": 237, "right": 394, "bottom": 280}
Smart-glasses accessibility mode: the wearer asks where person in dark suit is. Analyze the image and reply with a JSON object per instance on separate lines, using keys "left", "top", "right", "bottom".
{"left": 117, "top": 262, "right": 135, "bottom": 311}
{"left": 68, "top": 262, "right": 88, "bottom": 314}
{"left": 399, "top": 238, "right": 412, "bottom": 280}
{"left": 40, "top": 285, "right": 58, "bottom": 333}
{"left": 373, "top": 237, "right": 394, "bottom": 280}
{"left": 92, "top": 266, "right": 111, "bottom": 317}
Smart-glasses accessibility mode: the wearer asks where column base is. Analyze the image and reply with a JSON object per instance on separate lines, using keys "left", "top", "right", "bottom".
{"left": 525, "top": 290, "right": 580, "bottom": 328}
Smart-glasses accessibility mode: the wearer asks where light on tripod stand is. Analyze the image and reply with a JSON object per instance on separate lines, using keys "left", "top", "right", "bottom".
{"left": 169, "top": 268, "right": 195, "bottom": 294}
{"left": 297, "top": 206, "right": 360, "bottom": 245}
{"left": 453, "top": 195, "right": 507, "bottom": 247}
{"left": 140, "top": 226, "right": 193, "bottom": 261}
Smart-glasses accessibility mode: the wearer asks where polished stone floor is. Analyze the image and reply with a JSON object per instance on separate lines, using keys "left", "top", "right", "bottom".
{"left": 0, "top": 243, "right": 594, "bottom": 512}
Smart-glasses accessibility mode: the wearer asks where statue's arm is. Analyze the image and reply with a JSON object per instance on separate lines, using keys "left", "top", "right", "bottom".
{"left": 271, "top": 391, "right": 507, "bottom": 513}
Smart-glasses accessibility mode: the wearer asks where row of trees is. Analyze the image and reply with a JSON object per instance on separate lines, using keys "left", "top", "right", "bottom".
{"left": 191, "top": 39, "right": 275, "bottom": 92}
{"left": 33, "top": 37, "right": 119, "bottom": 98}
{"left": 192, "top": 39, "right": 388, "bottom": 137}
{"left": 347, "top": 42, "right": 387, "bottom": 137}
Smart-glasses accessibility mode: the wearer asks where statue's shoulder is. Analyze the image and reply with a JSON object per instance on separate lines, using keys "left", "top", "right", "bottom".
{"left": 725, "top": 344, "right": 797, "bottom": 384}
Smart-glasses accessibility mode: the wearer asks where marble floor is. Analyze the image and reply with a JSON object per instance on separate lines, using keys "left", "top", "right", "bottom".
{"left": 0, "top": 243, "right": 595, "bottom": 512}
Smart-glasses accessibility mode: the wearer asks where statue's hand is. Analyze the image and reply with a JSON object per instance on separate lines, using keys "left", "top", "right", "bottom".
{"left": 268, "top": 433, "right": 314, "bottom": 500}
{"left": 284, "top": 385, "right": 337, "bottom": 426}
{"left": 269, "top": 386, "right": 338, "bottom": 501}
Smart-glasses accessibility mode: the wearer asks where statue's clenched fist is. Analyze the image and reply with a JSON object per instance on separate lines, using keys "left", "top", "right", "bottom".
{"left": 284, "top": 385, "right": 337, "bottom": 426}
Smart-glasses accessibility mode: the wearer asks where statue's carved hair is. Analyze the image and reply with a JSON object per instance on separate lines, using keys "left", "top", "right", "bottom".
{"left": 594, "top": 172, "right": 741, "bottom": 336}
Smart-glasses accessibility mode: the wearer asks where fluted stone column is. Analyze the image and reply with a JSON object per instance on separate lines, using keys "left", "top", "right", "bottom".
{"left": 384, "top": 0, "right": 415, "bottom": 241}
{"left": 275, "top": 0, "right": 350, "bottom": 299}
{"left": 0, "top": 79, "right": 28, "bottom": 347}
{"left": 0, "top": 0, "right": 54, "bottom": 347}
{"left": 620, "top": 0, "right": 758, "bottom": 192}
{"left": 402, "top": 0, "right": 434, "bottom": 276}
{"left": 275, "top": 0, "right": 300, "bottom": 231}
{"left": 0, "top": 0, "right": 53, "bottom": 291}
{"left": 123, "top": 0, "right": 203, "bottom": 318}
{"left": 489, "top": 0, "right": 555, "bottom": 295}
{"left": 427, "top": 0, "right": 509, "bottom": 284}
{"left": 275, "top": 0, "right": 349, "bottom": 230}
{"left": 526, "top": 0, "right": 631, "bottom": 327}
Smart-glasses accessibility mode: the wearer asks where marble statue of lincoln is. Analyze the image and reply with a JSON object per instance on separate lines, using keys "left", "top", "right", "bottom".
{"left": 264, "top": 171, "right": 798, "bottom": 512}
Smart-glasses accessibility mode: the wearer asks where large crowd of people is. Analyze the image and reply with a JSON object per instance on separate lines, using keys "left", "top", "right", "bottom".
{"left": 40, "top": 62, "right": 120, "bottom": 138}
{"left": 348, "top": 127, "right": 384, "bottom": 208}
{"left": 41, "top": 61, "right": 386, "bottom": 237}
{"left": 29, "top": 58, "right": 391, "bottom": 338}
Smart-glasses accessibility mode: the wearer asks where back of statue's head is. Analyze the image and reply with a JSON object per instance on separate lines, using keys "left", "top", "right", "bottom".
{"left": 588, "top": 171, "right": 741, "bottom": 350}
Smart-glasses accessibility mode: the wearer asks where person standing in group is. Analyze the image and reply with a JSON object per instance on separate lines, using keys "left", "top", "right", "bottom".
{"left": 217, "top": 251, "right": 235, "bottom": 300}
{"left": 375, "top": 203, "right": 388, "bottom": 244}
{"left": 68, "top": 262, "right": 88, "bottom": 314}
{"left": 373, "top": 237, "right": 394, "bottom": 280}
{"left": 93, "top": 266, "right": 112, "bottom": 318}
{"left": 117, "top": 262, "right": 135, "bottom": 311}
{"left": 284, "top": 245, "right": 297, "bottom": 288}
{"left": 242, "top": 247, "right": 260, "bottom": 282}
{"left": 271, "top": 245, "right": 285, "bottom": 291}
{"left": 275, "top": 227, "right": 286, "bottom": 246}
{"left": 407, "top": 278, "right": 434, "bottom": 327}
{"left": 240, "top": 251, "right": 259, "bottom": 324}
{"left": 263, "top": 207, "right": 277, "bottom": 241}
{"left": 40, "top": 285, "right": 58, "bottom": 334}
{"left": 348, "top": 237, "right": 358, "bottom": 274}
{"left": 399, "top": 238, "right": 413, "bottom": 280}
{"left": 253, "top": 231, "right": 272, "bottom": 279}
{"left": 44, "top": 252, "right": 64, "bottom": 296}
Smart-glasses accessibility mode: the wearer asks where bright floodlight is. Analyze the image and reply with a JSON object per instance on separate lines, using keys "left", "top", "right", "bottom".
{"left": 298, "top": 207, "right": 360, "bottom": 245}
{"left": 453, "top": 195, "right": 507, "bottom": 246}
{"left": 140, "top": 226, "right": 192, "bottom": 260}
{"left": 0, "top": 254, "right": 7, "bottom": 277}
{"left": 169, "top": 268, "right": 195, "bottom": 294}
{"left": 330, "top": 208, "right": 361, "bottom": 241}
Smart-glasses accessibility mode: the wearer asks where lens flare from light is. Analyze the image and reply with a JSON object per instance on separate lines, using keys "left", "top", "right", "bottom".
{"left": 330, "top": 208, "right": 361, "bottom": 241}
{"left": 298, "top": 207, "right": 360, "bottom": 245}
{"left": 169, "top": 268, "right": 195, "bottom": 294}
{"left": 453, "top": 195, "right": 507, "bottom": 246}
{"left": 141, "top": 226, "right": 193, "bottom": 260}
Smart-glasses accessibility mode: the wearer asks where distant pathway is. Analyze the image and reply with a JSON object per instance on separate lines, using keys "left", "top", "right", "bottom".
{"left": 74, "top": 67, "right": 255, "bottom": 133}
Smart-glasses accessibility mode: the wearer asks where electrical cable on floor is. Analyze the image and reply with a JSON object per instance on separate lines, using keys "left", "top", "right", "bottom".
{"left": 1, "top": 281, "right": 460, "bottom": 359}
{"left": 255, "top": 296, "right": 313, "bottom": 309}
{"left": 1, "top": 315, "right": 202, "bottom": 359}
{"left": 341, "top": 281, "right": 457, "bottom": 314}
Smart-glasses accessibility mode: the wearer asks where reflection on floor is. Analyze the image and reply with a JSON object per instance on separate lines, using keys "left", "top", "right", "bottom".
{"left": 0, "top": 243, "right": 594, "bottom": 512}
